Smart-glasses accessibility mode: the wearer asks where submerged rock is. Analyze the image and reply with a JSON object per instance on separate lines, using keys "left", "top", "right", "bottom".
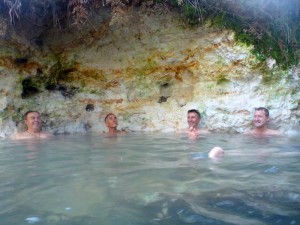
{"left": 177, "top": 209, "right": 215, "bottom": 224}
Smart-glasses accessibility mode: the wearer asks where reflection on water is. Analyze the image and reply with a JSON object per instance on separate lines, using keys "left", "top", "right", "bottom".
{"left": 0, "top": 133, "right": 299, "bottom": 225}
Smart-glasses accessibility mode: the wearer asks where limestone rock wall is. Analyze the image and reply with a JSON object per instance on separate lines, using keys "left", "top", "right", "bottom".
{"left": 0, "top": 9, "right": 299, "bottom": 137}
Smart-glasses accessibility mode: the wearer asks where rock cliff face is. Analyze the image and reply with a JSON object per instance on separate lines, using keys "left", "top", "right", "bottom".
{"left": 0, "top": 8, "right": 299, "bottom": 137}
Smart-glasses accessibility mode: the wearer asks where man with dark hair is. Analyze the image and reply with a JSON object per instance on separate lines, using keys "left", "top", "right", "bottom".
{"left": 179, "top": 109, "right": 210, "bottom": 137}
{"left": 187, "top": 109, "right": 201, "bottom": 119}
{"left": 13, "top": 111, "right": 53, "bottom": 140}
{"left": 255, "top": 107, "right": 269, "bottom": 117}
{"left": 179, "top": 109, "right": 224, "bottom": 158}
{"left": 247, "top": 107, "right": 280, "bottom": 136}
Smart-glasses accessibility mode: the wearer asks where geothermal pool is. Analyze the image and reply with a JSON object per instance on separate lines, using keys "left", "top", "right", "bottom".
{"left": 0, "top": 133, "right": 299, "bottom": 225}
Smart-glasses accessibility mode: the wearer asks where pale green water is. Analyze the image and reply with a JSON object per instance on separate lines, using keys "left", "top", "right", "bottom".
{"left": 0, "top": 133, "right": 299, "bottom": 225}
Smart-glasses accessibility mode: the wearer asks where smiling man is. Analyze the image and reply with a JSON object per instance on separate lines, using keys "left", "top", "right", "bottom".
{"left": 185, "top": 109, "right": 210, "bottom": 138}
{"left": 177, "top": 109, "right": 224, "bottom": 159}
{"left": 13, "top": 111, "right": 53, "bottom": 140}
{"left": 247, "top": 107, "right": 281, "bottom": 136}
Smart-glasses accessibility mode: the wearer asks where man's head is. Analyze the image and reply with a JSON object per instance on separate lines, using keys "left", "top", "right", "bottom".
{"left": 253, "top": 107, "right": 269, "bottom": 129}
{"left": 24, "top": 111, "right": 42, "bottom": 132}
{"left": 187, "top": 109, "right": 201, "bottom": 128}
{"left": 104, "top": 113, "right": 118, "bottom": 129}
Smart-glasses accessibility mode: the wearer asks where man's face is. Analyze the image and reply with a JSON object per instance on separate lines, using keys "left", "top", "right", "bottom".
{"left": 105, "top": 114, "right": 118, "bottom": 128}
{"left": 25, "top": 112, "right": 41, "bottom": 131}
{"left": 253, "top": 110, "right": 269, "bottom": 128}
{"left": 187, "top": 112, "right": 200, "bottom": 128}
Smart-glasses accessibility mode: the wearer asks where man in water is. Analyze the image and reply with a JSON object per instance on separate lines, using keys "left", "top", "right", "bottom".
{"left": 178, "top": 109, "right": 210, "bottom": 138}
{"left": 179, "top": 109, "right": 224, "bottom": 158}
{"left": 247, "top": 107, "right": 281, "bottom": 136}
{"left": 104, "top": 113, "right": 126, "bottom": 135}
{"left": 13, "top": 111, "right": 53, "bottom": 140}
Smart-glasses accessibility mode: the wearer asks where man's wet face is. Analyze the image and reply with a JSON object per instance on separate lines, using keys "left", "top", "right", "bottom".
{"left": 105, "top": 114, "right": 118, "bottom": 128}
{"left": 253, "top": 110, "right": 269, "bottom": 128}
{"left": 25, "top": 112, "right": 41, "bottom": 131}
{"left": 187, "top": 112, "right": 200, "bottom": 128}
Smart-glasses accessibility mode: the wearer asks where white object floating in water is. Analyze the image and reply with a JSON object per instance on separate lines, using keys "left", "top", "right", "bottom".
{"left": 65, "top": 207, "right": 72, "bottom": 211}
{"left": 25, "top": 217, "right": 40, "bottom": 224}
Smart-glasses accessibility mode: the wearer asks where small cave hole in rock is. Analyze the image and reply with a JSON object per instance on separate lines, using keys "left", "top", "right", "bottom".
{"left": 21, "top": 77, "right": 39, "bottom": 98}
{"left": 85, "top": 104, "right": 94, "bottom": 112}
{"left": 14, "top": 57, "right": 28, "bottom": 65}
{"left": 160, "top": 83, "right": 169, "bottom": 89}
{"left": 158, "top": 96, "right": 170, "bottom": 103}
{"left": 36, "top": 68, "right": 43, "bottom": 76}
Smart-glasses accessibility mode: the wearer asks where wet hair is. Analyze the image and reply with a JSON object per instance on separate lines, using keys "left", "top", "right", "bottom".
{"left": 104, "top": 113, "right": 115, "bottom": 122}
{"left": 24, "top": 111, "right": 40, "bottom": 120}
{"left": 188, "top": 109, "right": 201, "bottom": 119}
{"left": 255, "top": 107, "right": 269, "bottom": 117}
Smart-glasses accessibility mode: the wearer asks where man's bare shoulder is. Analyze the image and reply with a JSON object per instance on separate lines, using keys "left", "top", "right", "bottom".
{"left": 244, "top": 130, "right": 255, "bottom": 135}
{"left": 40, "top": 131, "right": 54, "bottom": 138}
{"left": 176, "top": 128, "right": 189, "bottom": 134}
{"left": 102, "top": 130, "right": 128, "bottom": 136}
{"left": 12, "top": 131, "right": 53, "bottom": 140}
{"left": 12, "top": 132, "right": 31, "bottom": 140}
{"left": 265, "top": 129, "right": 281, "bottom": 136}
{"left": 197, "top": 128, "right": 210, "bottom": 135}
{"left": 245, "top": 129, "right": 281, "bottom": 136}
{"left": 177, "top": 128, "right": 210, "bottom": 134}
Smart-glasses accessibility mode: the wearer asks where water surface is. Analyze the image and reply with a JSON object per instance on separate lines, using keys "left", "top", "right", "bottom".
{"left": 0, "top": 133, "right": 299, "bottom": 225}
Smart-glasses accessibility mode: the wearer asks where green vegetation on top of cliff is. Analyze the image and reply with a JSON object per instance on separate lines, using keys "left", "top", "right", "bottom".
{"left": 177, "top": 0, "right": 299, "bottom": 70}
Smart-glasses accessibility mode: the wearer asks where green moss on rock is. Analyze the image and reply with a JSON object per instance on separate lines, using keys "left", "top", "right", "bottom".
{"left": 216, "top": 74, "right": 230, "bottom": 85}
{"left": 177, "top": 1, "right": 299, "bottom": 69}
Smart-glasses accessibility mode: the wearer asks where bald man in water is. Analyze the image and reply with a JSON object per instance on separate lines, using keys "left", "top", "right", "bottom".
{"left": 13, "top": 111, "right": 53, "bottom": 140}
